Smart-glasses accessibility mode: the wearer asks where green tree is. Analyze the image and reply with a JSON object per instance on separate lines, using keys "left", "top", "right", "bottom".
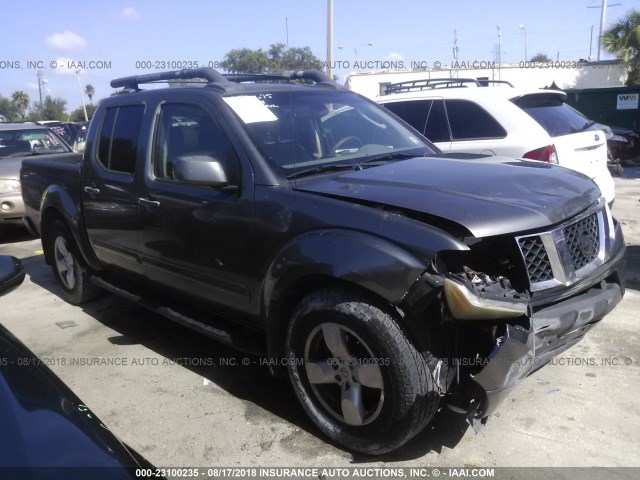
{"left": 529, "top": 53, "right": 552, "bottom": 63}
{"left": 27, "top": 96, "right": 68, "bottom": 121}
{"left": 85, "top": 84, "right": 95, "bottom": 104}
{"left": 221, "top": 44, "right": 322, "bottom": 74}
{"left": 220, "top": 48, "right": 270, "bottom": 74}
{"left": 604, "top": 10, "right": 640, "bottom": 84}
{"left": 70, "top": 104, "right": 97, "bottom": 122}
{"left": 269, "top": 43, "right": 322, "bottom": 70}
{"left": 0, "top": 95, "right": 19, "bottom": 121}
{"left": 11, "top": 91, "right": 30, "bottom": 119}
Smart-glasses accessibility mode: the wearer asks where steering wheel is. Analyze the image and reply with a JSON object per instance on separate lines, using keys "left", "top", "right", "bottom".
{"left": 333, "top": 136, "right": 362, "bottom": 151}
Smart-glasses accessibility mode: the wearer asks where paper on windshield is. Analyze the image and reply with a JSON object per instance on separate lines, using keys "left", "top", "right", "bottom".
{"left": 223, "top": 96, "right": 278, "bottom": 124}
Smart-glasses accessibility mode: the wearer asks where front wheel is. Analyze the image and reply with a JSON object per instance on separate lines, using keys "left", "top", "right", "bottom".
{"left": 286, "top": 289, "right": 440, "bottom": 455}
{"left": 47, "top": 220, "right": 101, "bottom": 305}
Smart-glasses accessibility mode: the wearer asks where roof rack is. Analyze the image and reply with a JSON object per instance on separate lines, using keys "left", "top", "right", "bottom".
{"left": 224, "top": 70, "right": 344, "bottom": 90}
{"left": 384, "top": 78, "right": 514, "bottom": 95}
{"left": 110, "top": 67, "right": 343, "bottom": 93}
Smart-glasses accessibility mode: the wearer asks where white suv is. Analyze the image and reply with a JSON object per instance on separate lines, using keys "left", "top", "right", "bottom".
{"left": 377, "top": 80, "right": 615, "bottom": 204}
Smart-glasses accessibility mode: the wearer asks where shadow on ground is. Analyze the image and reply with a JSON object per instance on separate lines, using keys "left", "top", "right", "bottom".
{"left": 0, "top": 225, "right": 37, "bottom": 247}
{"left": 625, "top": 245, "right": 640, "bottom": 291}
{"left": 21, "top": 253, "right": 469, "bottom": 461}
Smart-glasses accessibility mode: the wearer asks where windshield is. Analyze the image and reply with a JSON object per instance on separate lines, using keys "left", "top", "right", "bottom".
{"left": 224, "top": 90, "right": 437, "bottom": 177}
{"left": 511, "top": 95, "right": 598, "bottom": 138}
{"left": 0, "top": 128, "right": 71, "bottom": 158}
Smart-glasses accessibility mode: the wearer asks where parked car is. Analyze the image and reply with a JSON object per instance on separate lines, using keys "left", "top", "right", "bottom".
{"left": 0, "top": 123, "right": 76, "bottom": 231}
{"left": 21, "top": 68, "right": 625, "bottom": 455}
{"left": 0, "top": 255, "right": 160, "bottom": 478}
{"left": 71, "top": 121, "right": 90, "bottom": 153}
{"left": 378, "top": 79, "right": 615, "bottom": 205}
{"left": 606, "top": 124, "right": 640, "bottom": 161}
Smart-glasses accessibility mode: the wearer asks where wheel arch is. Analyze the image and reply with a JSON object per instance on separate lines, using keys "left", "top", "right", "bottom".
{"left": 262, "top": 229, "right": 431, "bottom": 365}
{"left": 39, "top": 186, "right": 102, "bottom": 271}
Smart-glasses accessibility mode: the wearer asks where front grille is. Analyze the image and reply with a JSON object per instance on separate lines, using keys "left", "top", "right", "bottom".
{"left": 518, "top": 236, "right": 554, "bottom": 283}
{"left": 563, "top": 213, "right": 600, "bottom": 270}
{"left": 516, "top": 205, "right": 607, "bottom": 291}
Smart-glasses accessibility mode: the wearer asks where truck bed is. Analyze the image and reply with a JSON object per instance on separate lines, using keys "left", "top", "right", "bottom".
{"left": 21, "top": 153, "right": 83, "bottom": 235}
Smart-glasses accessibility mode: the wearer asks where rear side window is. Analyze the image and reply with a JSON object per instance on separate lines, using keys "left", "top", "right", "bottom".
{"left": 512, "top": 95, "right": 593, "bottom": 137}
{"left": 424, "top": 99, "right": 451, "bottom": 143}
{"left": 383, "top": 100, "right": 430, "bottom": 133}
{"left": 445, "top": 99, "right": 507, "bottom": 140}
{"left": 97, "top": 108, "right": 116, "bottom": 166}
{"left": 96, "top": 105, "right": 144, "bottom": 174}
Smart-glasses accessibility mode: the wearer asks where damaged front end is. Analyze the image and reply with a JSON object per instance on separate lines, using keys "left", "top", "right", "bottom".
{"left": 401, "top": 209, "right": 625, "bottom": 429}
{"left": 403, "top": 262, "right": 537, "bottom": 428}
{"left": 442, "top": 268, "right": 535, "bottom": 425}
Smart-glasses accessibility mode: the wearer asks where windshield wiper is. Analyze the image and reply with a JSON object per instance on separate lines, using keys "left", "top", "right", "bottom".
{"left": 286, "top": 163, "right": 357, "bottom": 180}
{"left": 579, "top": 120, "right": 596, "bottom": 132}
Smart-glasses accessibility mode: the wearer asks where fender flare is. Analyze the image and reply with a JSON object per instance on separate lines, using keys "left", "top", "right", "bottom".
{"left": 261, "top": 228, "right": 455, "bottom": 361}
{"left": 39, "top": 185, "right": 102, "bottom": 272}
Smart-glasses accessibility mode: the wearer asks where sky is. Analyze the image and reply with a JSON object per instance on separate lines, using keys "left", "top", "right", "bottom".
{"left": 2, "top": 0, "right": 640, "bottom": 114}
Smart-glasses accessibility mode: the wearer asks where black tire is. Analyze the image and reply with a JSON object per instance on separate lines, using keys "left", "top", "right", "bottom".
{"left": 47, "top": 220, "right": 101, "bottom": 305}
{"left": 286, "top": 288, "right": 440, "bottom": 455}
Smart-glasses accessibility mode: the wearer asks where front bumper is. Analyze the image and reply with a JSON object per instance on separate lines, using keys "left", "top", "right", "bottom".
{"left": 471, "top": 277, "right": 623, "bottom": 418}
{"left": 0, "top": 192, "right": 25, "bottom": 224}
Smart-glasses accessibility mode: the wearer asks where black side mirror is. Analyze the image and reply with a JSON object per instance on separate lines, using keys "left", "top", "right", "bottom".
{"left": 172, "top": 154, "right": 229, "bottom": 188}
{"left": 0, "top": 256, "right": 25, "bottom": 298}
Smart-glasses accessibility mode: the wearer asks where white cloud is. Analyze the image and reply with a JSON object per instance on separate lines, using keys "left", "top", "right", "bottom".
{"left": 122, "top": 7, "right": 141, "bottom": 20}
{"left": 386, "top": 52, "right": 404, "bottom": 61}
{"left": 45, "top": 31, "right": 87, "bottom": 52}
{"left": 51, "top": 57, "right": 82, "bottom": 76}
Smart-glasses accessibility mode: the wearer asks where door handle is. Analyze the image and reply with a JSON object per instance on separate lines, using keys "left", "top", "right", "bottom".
{"left": 138, "top": 198, "right": 160, "bottom": 208}
{"left": 84, "top": 186, "right": 100, "bottom": 195}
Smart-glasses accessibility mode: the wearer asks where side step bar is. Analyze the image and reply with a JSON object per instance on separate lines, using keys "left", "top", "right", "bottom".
{"left": 90, "top": 276, "right": 265, "bottom": 356}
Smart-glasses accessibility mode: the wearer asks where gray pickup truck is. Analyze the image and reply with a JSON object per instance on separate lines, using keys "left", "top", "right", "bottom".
{"left": 21, "top": 68, "right": 626, "bottom": 455}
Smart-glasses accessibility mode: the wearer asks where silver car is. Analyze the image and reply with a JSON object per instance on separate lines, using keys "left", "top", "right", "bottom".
{"left": 0, "top": 123, "right": 71, "bottom": 227}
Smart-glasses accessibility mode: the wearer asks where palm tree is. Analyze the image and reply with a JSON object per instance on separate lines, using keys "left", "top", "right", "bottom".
{"left": 11, "top": 91, "right": 30, "bottom": 119}
{"left": 603, "top": 10, "right": 640, "bottom": 84}
{"left": 85, "top": 84, "right": 95, "bottom": 104}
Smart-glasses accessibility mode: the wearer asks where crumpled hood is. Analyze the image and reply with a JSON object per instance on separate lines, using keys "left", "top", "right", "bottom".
{"left": 293, "top": 156, "right": 601, "bottom": 238}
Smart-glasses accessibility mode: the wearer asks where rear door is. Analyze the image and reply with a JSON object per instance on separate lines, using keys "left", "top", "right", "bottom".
{"left": 443, "top": 99, "right": 507, "bottom": 155}
{"left": 82, "top": 104, "right": 145, "bottom": 276}
{"left": 383, "top": 98, "right": 452, "bottom": 151}
{"left": 511, "top": 93, "right": 607, "bottom": 179}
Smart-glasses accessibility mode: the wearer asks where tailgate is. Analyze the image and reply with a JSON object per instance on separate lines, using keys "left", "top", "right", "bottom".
{"left": 552, "top": 130, "right": 608, "bottom": 179}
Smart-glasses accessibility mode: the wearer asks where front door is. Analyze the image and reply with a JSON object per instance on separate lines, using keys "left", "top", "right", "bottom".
{"left": 138, "top": 100, "right": 255, "bottom": 313}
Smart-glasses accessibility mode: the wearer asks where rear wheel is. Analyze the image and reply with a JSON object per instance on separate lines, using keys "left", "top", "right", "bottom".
{"left": 286, "top": 289, "right": 439, "bottom": 455}
{"left": 47, "top": 220, "right": 101, "bottom": 304}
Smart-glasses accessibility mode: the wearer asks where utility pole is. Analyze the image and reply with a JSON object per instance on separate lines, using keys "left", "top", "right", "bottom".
{"left": 285, "top": 18, "right": 289, "bottom": 47}
{"left": 519, "top": 24, "right": 527, "bottom": 61}
{"left": 588, "top": 0, "right": 621, "bottom": 61}
{"left": 75, "top": 70, "right": 88, "bottom": 122}
{"left": 36, "top": 70, "right": 46, "bottom": 118}
{"left": 327, "top": 0, "right": 333, "bottom": 79}
{"left": 37, "top": 71, "right": 44, "bottom": 108}
{"left": 497, "top": 25, "right": 502, "bottom": 81}
{"left": 453, "top": 28, "right": 459, "bottom": 63}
